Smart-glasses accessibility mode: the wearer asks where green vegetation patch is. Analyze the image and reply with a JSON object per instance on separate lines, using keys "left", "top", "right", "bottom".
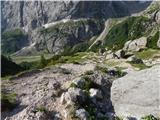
{"left": 81, "top": 76, "right": 98, "bottom": 91}
{"left": 129, "top": 62, "right": 150, "bottom": 70}
{"left": 145, "top": 2, "right": 160, "bottom": 14}
{"left": 2, "top": 28, "right": 24, "bottom": 39}
{"left": 135, "top": 49, "right": 160, "bottom": 60}
{"left": 48, "top": 52, "right": 88, "bottom": 66}
{"left": 1, "top": 55, "right": 24, "bottom": 77}
{"left": 36, "top": 106, "right": 47, "bottom": 113}
{"left": 84, "top": 70, "right": 94, "bottom": 75}
{"left": 70, "top": 76, "right": 98, "bottom": 92}
{"left": 141, "top": 114, "right": 159, "bottom": 120}
{"left": 105, "top": 60, "right": 121, "bottom": 67}
{"left": 104, "top": 16, "right": 150, "bottom": 51}
{"left": 1, "top": 92, "right": 17, "bottom": 111}
{"left": 1, "top": 28, "right": 27, "bottom": 54}
{"left": 147, "top": 31, "right": 159, "bottom": 49}
{"left": 94, "top": 65, "right": 108, "bottom": 73}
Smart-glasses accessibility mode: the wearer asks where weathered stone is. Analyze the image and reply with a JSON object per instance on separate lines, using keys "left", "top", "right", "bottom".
{"left": 72, "top": 77, "right": 86, "bottom": 88}
{"left": 89, "top": 88, "right": 103, "bottom": 99}
{"left": 4, "top": 105, "right": 49, "bottom": 120}
{"left": 111, "top": 65, "right": 160, "bottom": 118}
{"left": 47, "top": 81, "right": 60, "bottom": 89}
{"left": 114, "top": 49, "right": 125, "bottom": 58}
{"left": 155, "top": 10, "right": 160, "bottom": 24}
{"left": 62, "top": 87, "right": 86, "bottom": 105}
{"left": 127, "top": 55, "right": 143, "bottom": 64}
{"left": 35, "top": 111, "right": 47, "bottom": 120}
{"left": 106, "top": 53, "right": 114, "bottom": 59}
{"left": 123, "top": 37, "right": 147, "bottom": 52}
{"left": 75, "top": 108, "right": 89, "bottom": 120}
{"left": 99, "top": 48, "right": 106, "bottom": 56}
{"left": 60, "top": 93, "right": 66, "bottom": 105}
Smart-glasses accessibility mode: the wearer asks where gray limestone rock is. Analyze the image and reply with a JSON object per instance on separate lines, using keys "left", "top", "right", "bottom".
{"left": 111, "top": 65, "right": 160, "bottom": 118}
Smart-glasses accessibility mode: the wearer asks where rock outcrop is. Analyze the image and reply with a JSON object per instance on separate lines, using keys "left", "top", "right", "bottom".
{"left": 111, "top": 65, "right": 160, "bottom": 118}
{"left": 33, "top": 19, "right": 104, "bottom": 54}
{"left": 123, "top": 37, "right": 147, "bottom": 52}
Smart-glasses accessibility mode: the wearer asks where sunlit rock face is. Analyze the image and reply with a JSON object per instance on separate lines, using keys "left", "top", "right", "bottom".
{"left": 111, "top": 65, "right": 160, "bottom": 118}
{"left": 1, "top": 1, "right": 151, "bottom": 32}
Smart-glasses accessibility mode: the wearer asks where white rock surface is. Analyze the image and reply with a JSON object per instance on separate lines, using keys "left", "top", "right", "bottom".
{"left": 111, "top": 65, "right": 160, "bottom": 118}
{"left": 75, "top": 109, "right": 89, "bottom": 120}
{"left": 123, "top": 37, "right": 147, "bottom": 52}
{"left": 62, "top": 87, "right": 86, "bottom": 105}
{"left": 155, "top": 10, "right": 160, "bottom": 24}
{"left": 89, "top": 88, "right": 103, "bottom": 99}
{"left": 115, "top": 50, "right": 125, "bottom": 58}
{"left": 106, "top": 53, "right": 114, "bottom": 60}
{"left": 72, "top": 77, "right": 86, "bottom": 88}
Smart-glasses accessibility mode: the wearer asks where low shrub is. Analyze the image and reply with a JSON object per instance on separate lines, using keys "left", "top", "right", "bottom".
{"left": 141, "top": 114, "right": 159, "bottom": 120}
{"left": 94, "top": 65, "right": 108, "bottom": 73}
{"left": 36, "top": 106, "right": 47, "bottom": 113}
{"left": 81, "top": 76, "right": 99, "bottom": 91}
{"left": 103, "top": 16, "right": 150, "bottom": 51}
{"left": 84, "top": 70, "right": 94, "bottom": 75}
{"left": 2, "top": 28, "right": 27, "bottom": 54}
{"left": 147, "top": 31, "right": 159, "bottom": 49}
{"left": 1, "top": 92, "right": 17, "bottom": 111}
{"left": 129, "top": 62, "right": 150, "bottom": 70}
{"left": 1, "top": 55, "right": 24, "bottom": 77}
{"left": 61, "top": 68, "right": 72, "bottom": 74}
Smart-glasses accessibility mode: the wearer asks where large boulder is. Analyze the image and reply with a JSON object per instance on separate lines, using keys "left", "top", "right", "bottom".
{"left": 111, "top": 65, "right": 160, "bottom": 118}
{"left": 123, "top": 37, "right": 147, "bottom": 52}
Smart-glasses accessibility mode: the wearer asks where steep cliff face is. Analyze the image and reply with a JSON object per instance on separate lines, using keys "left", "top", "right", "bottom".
{"left": 1, "top": 1, "right": 151, "bottom": 32}
{"left": 14, "top": 19, "right": 104, "bottom": 55}
{"left": 1, "top": 1, "right": 79, "bottom": 32}
{"left": 1, "top": 1, "right": 152, "bottom": 55}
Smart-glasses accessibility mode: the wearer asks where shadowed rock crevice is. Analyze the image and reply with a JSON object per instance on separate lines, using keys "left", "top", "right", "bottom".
{"left": 19, "top": 1, "right": 24, "bottom": 27}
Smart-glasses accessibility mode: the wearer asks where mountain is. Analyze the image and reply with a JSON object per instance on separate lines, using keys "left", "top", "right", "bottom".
{"left": 1, "top": 1, "right": 160, "bottom": 120}
{"left": 1, "top": 1, "right": 152, "bottom": 55}
{"left": 1, "top": 1, "right": 151, "bottom": 31}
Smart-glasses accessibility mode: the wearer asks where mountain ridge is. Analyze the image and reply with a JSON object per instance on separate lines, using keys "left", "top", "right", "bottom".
{"left": 1, "top": 1, "right": 152, "bottom": 55}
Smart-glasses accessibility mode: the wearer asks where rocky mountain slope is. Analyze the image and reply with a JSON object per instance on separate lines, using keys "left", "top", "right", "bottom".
{"left": 1, "top": 1, "right": 151, "bottom": 31}
{"left": 2, "top": 52, "right": 160, "bottom": 120}
{"left": 1, "top": 1, "right": 160, "bottom": 120}
{"left": 1, "top": 1, "right": 152, "bottom": 55}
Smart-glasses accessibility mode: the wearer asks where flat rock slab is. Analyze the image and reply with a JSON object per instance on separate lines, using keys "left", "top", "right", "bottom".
{"left": 111, "top": 65, "right": 160, "bottom": 118}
